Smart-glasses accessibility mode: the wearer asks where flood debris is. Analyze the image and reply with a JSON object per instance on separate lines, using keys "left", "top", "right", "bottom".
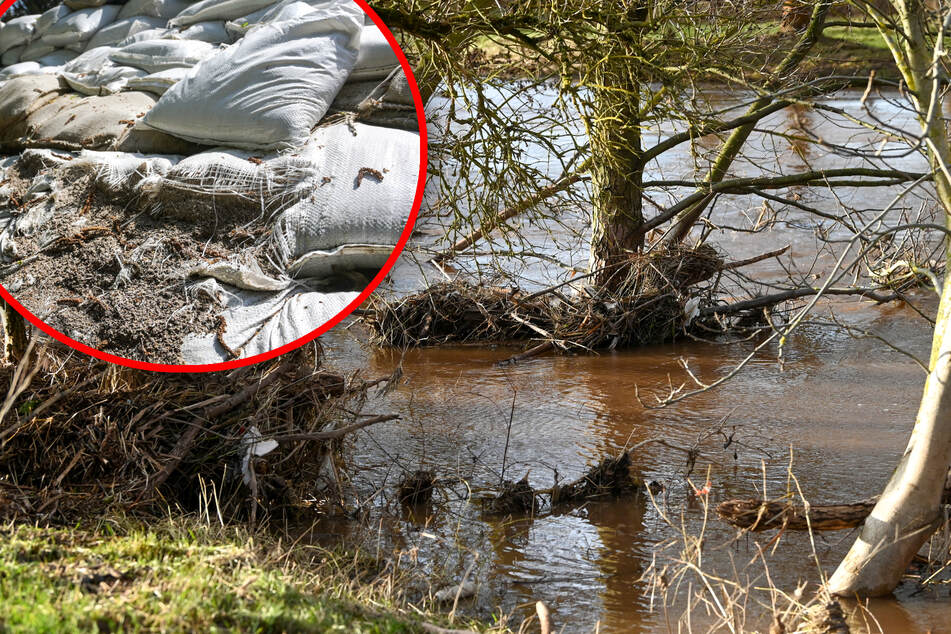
{"left": 366, "top": 244, "right": 724, "bottom": 350}
{"left": 484, "top": 474, "right": 536, "bottom": 515}
{"left": 0, "top": 337, "right": 396, "bottom": 523}
{"left": 397, "top": 469, "right": 436, "bottom": 506}
{"left": 552, "top": 452, "right": 643, "bottom": 505}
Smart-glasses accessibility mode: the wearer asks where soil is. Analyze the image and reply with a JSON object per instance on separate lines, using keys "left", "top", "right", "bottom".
{"left": 0, "top": 157, "right": 278, "bottom": 364}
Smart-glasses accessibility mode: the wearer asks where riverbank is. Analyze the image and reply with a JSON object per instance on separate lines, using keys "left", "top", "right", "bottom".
{"left": 0, "top": 517, "right": 501, "bottom": 633}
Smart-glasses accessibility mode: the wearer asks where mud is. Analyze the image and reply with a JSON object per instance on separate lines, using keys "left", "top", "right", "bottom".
{"left": 0, "top": 159, "right": 278, "bottom": 364}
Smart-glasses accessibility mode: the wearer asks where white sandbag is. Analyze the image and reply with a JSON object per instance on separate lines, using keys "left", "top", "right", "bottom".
{"left": 42, "top": 6, "right": 122, "bottom": 47}
{"left": 124, "top": 66, "right": 188, "bottom": 94}
{"left": 181, "top": 283, "right": 358, "bottom": 363}
{"left": 62, "top": 64, "right": 146, "bottom": 95}
{"left": 1, "top": 46, "right": 23, "bottom": 67}
{"left": 270, "top": 122, "right": 419, "bottom": 274}
{"left": 63, "top": 45, "right": 115, "bottom": 73}
{"left": 224, "top": 0, "right": 315, "bottom": 38}
{"left": 145, "top": 7, "right": 363, "bottom": 150}
{"left": 169, "top": 0, "right": 278, "bottom": 28}
{"left": 76, "top": 149, "right": 179, "bottom": 194}
{"left": 118, "top": 0, "right": 194, "bottom": 21}
{"left": 0, "top": 62, "right": 42, "bottom": 80}
{"left": 116, "top": 27, "right": 174, "bottom": 45}
{"left": 174, "top": 21, "right": 231, "bottom": 44}
{"left": 65, "top": 0, "right": 109, "bottom": 8}
{"left": 19, "top": 39, "right": 57, "bottom": 63}
{"left": 0, "top": 16, "right": 38, "bottom": 55}
{"left": 351, "top": 24, "right": 399, "bottom": 81}
{"left": 36, "top": 51, "right": 78, "bottom": 67}
{"left": 85, "top": 16, "right": 167, "bottom": 50}
{"left": 110, "top": 39, "right": 216, "bottom": 72}
{"left": 34, "top": 6, "right": 72, "bottom": 38}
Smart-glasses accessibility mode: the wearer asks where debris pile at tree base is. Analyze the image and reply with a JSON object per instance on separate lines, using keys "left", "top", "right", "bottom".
{"left": 0, "top": 337, "right": 395, "bottom": 523}
{"left": 366, "top": 245, "right": 724, "bottom": 350}
{"left": 551, "top": 452, "right": 642, "bottom": 505}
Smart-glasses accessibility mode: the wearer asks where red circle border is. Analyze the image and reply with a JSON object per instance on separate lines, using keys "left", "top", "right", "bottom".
{"left": 0, "top": 0, "right": 427, "bottom": 373}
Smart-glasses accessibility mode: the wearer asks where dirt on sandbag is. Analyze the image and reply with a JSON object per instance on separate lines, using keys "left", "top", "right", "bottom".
{"left": 0, "top": 156, "right": 274, "bottom": 364}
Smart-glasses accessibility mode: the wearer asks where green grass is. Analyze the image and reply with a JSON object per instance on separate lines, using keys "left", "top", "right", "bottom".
{"left": 821, "top": 25, "right": 891, "bottom": 51}
{"left": 0, "top": 520, "right": 464, "bottom": 634}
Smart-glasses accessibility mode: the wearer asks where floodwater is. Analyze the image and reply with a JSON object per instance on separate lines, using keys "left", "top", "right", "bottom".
{"left": 319, "top": 88, "right": 951, "bottom": 632}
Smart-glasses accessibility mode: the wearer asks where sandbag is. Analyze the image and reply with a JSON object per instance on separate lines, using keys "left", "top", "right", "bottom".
{"left": 144, "top": 7, "right": 363, "bottom": 150}
{"left": 19, "top": 39, "right": 57, "bottom": 62}
{"left": 42, "top": 6, "right": 122, "bottom": 47}
{"left": 34, "top": 6, "right": 72, "bottom": 38}
{"left": 174, "top": 21, "right": 232, "bottom": 44}
{"left": 180, "top": 283, "right": 358, "bottom": 363}
{"left": 36, "top": 51, "right": 78, "bottom": 67}
{"left": 118, "top": 0, "right": 195, "bottom": 21}
{"left": 116, "top": 27, "right": 174, "bottom": 45}
{"left": 351, "top": 24, "right": 399, "bottom": 81}
{"left": 27, "top": 90, "right": 157, "bottom": 150}
{"left": 1, "top": 46, "right": 23, "bottom": 67}
{"left": 61, "top": 64, "right": 146, "bottom": 95}
{"left": 62, "top": 45, "right": 115, "bottom": 73}
{"left": 85, "top": 16, "right": 168, "bottom": 50}
{"left": 0, "top": 16, "right": 39, "bottom": 55}
{"left": 224, "top": 0, "right": 316, "bottom": 38}
{"left": 110, "top": 39, "right": 217, "bottom": 72}
{"left": 0, "top": 62, "right": 43, "bottom": 81}
{"left": 0, "top": 75, "right": 65, "bottom": 144}
{"left": 269, "top": 122, "right": 419, "bottom": 275}
{"left": 169, "top": 0, "right": 278, "bottom": 28}
{"left": 124, "top": 66, "right": 188, "bottom": 94}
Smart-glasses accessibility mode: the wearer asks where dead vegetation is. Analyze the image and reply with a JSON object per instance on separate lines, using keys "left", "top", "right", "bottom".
{"left": 0, "top": 334, "right": 397, "bottom": 524}
{"left": 367, "top": 244, "right": 723, "bottom": 350}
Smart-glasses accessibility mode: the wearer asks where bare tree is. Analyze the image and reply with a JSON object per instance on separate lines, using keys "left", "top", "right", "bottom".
{"left": 827, "top": 0, "right": 951, "bottom": 596}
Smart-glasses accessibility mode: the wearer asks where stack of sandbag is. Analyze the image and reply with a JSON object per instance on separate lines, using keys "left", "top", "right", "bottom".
{"left": 0, "top": 0, "right": 423, "bottom": 363}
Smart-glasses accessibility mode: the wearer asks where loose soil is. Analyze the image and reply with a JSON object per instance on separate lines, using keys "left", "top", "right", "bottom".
{"left": 0, "top": 158, "right": 276, "bottom": 364}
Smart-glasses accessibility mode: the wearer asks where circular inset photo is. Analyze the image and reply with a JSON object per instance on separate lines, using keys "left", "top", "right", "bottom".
{"left": 0, "top": 0, "right": 426, "bottom": 371}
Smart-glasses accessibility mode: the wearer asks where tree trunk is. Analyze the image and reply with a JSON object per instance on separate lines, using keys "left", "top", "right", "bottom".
{"left": 0, "top": 300, "right": 26, "bottom": 363}
{"left": 828, "top": 0, "right": 951, "bottom": 596}
{"left": 587, "top": 76, "right": 645, "bottom": 290}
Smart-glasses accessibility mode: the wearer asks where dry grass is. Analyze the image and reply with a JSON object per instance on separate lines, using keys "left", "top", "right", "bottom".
{"left": 0, "top": 334, "right": 390, "bottom": 524}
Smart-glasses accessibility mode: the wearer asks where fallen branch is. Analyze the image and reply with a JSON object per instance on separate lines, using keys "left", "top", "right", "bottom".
{"left": 273, "top": 414, "right": 399, "bottom": 442}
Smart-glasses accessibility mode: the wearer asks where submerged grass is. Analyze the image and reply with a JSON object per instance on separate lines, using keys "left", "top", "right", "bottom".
{"left": 0, "top": 517, "right": 493, "bottom": 634}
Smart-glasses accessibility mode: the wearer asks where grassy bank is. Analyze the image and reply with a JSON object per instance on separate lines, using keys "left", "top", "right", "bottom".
{"left": 0, "top": 518, "right": 494, "bottom": 634}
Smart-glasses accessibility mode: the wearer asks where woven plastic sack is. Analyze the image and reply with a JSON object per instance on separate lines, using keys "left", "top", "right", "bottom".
{"left": 61, "top": 64, "right": 146, "bottom": 96}
{"left": 62, "top": 45, "right": 115, "bottom": 73}
{"left": 0, "top": 16, "right": 38, "bottom": 55}
{"left": 180, "top": 283, "right": 358, "bottom": 363}
{"left": 19, "top": 39, "right": 56, "bottom": 62}
{"left": 41, "top": 6, "right": 121, "bottom": 47}
{"left": 144, "top": 6, "right": 362, "bottom": 150}
{"left": 169, "top": 0, "right": 278, "bottom": 28}
{"left": 124, "top": 67, "right": 189, "bottom": 95}
{"left": 270, "top": 122, "right": 419, "bottom": 276}
{"left": 35, "top": 51, "right": 78, "bottom": 67}
{"left": 351, "top": 24, "right": 398, "bottom": 81}
{"left": 85, "top": 16, "right": 167, "bottom": 50}
{"left": 0, "top": 62, "right": 43, "bottom": 81}
{"left": 1, "top": 46, "right": 22, "bottom": 66}
{"left": 118, "top": 0, "right": 194, "bottom": 20}
{"left": 110, "top": 39, "right": 217, "bottom": 72}
{"left": 34, "top": 6, "right": 72, "bottom": 38}
{"left": 224, "top": 0, "right": 316, "bottom": 38}
{"left": 116, "top": 27, "right": 174, "bottom": 46}
{"left": 174, "top": 21, "right": 232, "bottom": 44}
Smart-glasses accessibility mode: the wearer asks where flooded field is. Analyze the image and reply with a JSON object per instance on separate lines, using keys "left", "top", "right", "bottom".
{"left": 319, "top": 88, "right": 951, "bottom": 632}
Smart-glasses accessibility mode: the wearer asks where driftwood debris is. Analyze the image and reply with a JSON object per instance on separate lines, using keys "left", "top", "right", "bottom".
{"left": 717, "top": 498, "right": 877, "bottom": 531}
{"left": 718, "top": 481, "right": 951, "bottom": 531}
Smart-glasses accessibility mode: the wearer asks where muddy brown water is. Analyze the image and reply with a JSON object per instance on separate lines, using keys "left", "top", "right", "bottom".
{"left": 316, "top": 89, "right": 951, "bottom": 632}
